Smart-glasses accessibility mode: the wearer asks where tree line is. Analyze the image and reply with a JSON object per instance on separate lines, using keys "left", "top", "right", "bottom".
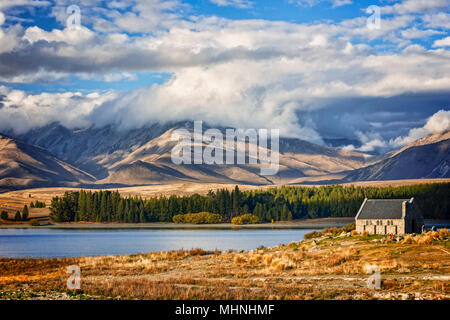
{"left": 49, "top": 183, "right": 450, "bottom": 223}
{"left": 0, "top": 205, "right": 29, "bottom": 221}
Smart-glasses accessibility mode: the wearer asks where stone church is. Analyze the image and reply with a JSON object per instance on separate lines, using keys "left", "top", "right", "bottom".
{"left": 355, "top": 198, "right": 424, "bottom": 235}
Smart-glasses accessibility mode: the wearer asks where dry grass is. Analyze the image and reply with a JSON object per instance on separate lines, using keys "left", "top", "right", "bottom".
{"left": 1, "top": 234, "right": 449, "bottom": 300}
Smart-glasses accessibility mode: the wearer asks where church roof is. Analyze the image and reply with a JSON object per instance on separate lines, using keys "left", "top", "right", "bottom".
{"left": 356, "top": 199, "right": 412, "bottom": 220}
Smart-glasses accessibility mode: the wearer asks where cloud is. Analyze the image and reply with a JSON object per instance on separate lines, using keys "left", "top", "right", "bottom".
{"left": 401, "top": 27, "right": 443, "bottom": 39}
{"left": 433, "top": 36, "right": 450, "bottom": 47}
{"left": 381, "top": 0, "right": 450, "bottom": 15}
{"left": 49, "top": 0, "right": 187, "bottom": 33}
{"left": 0, "top": 15, "right": 448, "bottom": 147}
{"left": 423, "top": 12, "right": 450, "bottom": 29}
{"left": 0, "top": 0, "right": 50, "bottom": 10}
{"left": 209, "top": 0, "right": 254, "bottom": 9}
{"left": 0, "top": 0, "right": 448, "bottom": 151}
{"left": 0, "top": 86, "right": 118, "bottom": 134}
{"left": 389, "top": 110, "right": 450, "bottom": 147}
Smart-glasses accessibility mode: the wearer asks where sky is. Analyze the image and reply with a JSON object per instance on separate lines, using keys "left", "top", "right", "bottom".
{"left": 0, "top": 0, "right": 449, "bottom": 153}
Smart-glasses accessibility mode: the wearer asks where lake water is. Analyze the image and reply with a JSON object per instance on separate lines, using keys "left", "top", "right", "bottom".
{"left": 0, "top": 228, "right": 315, "bottom": 258}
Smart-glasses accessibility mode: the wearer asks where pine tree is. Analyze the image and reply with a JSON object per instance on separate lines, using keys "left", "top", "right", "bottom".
{"left": 100, "top": 192, "right": 107, "bottom": 222}
{"left": 86, "top": 191, "right": 93, "bottom": 221}
{"left": 117, "top": 199, "right": 124, "bottom": 222}
{"left": 15, "top": 211, "right": 21, "bottom": 221}
{"left": 78, "top": 191, "right": 87, "bottom": 221}
{"left": 232, "top": 185, "right": 241, "bottom": 218}
{"left": 22, "top": 205, "right": 29, "bottom": 221}
{"left": 1, "top": 211, "right": 8, "bottom": 220}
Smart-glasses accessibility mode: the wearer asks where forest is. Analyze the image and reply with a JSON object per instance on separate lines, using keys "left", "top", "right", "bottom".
{"left": 49, "top": 183, "right": 450, "bottom": 223}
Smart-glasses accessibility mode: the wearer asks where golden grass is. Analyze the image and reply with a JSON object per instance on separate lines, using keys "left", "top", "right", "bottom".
{"left": 0, "top": 236, "right": 449, "bottom": 300}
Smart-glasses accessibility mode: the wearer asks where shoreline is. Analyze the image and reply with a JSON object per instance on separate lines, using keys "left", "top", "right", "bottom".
{"left": 1, "top": 218, "right": 449, "bottom": 230}
{"left": 0, "top": 217, "right": 354, "bottom": 230}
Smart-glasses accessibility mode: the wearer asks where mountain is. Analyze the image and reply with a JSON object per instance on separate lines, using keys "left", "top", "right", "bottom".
{"left": 16, "top": 122, "right": 373, "bottom": 186}
{"left": 2, "top": 123, "right": 448, "bottom": 191}
{"left": 344, "top": 131, "right": 450, "bottom": 181}
{"left": 0, "top": 134, "right": 95, "bottom": 192}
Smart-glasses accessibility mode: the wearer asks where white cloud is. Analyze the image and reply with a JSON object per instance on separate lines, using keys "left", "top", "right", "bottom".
{"left": 49, "top": 0, "right": 187, "bottom": 34}
{"left": 424, "top": 110, "right": 450, "bottom": 133}
{"left": 291, "top": 0, "right": 352, "bottom": 8}
{"left": 209, "top": 0, "right": 254, "bottom": 9}
{"left": 423, "top": 12, "right": 450, "bottom": 29}
{"left": 381, "top": 0, "right": 450, "bottom": 15}
{"left": 390, "top": 110, "right": 450, "bottom": 147}
{"left": 0, "top": 0, "right": 448, "bottom": 149}
{"left": 0, "top": 86, "right": 118, "bottom": 134}
{"left": 344, "top": 131, "right": 387, "bottom": 152}
{"left": 0, "top": 15, "right": 448, "bottom": 143}
{"left": 401, "top": 27, "right": 442, "bottom": 39}
{"left": 0, "top": 0, "right": 50, "bottom": 10}
{"left": 433, "top": 36, "right": 450, "bottom": 47}
{"left": 23, "top": 25, "right": 95, "bottom": 45}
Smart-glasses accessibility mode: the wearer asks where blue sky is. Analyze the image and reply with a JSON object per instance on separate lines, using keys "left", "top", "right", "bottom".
{"left": 1, "top": 0, "right": 448, "bottom": 92}
{"left": 0, "top": 0, "right": 449, "bottom": 151}
{"left": 1, "top": 0, "right": 382, "bottom": 93}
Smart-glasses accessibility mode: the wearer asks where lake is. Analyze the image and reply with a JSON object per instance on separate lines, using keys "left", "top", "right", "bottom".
{"left": 0, "top": 228, "right": 315, "bottom": 258}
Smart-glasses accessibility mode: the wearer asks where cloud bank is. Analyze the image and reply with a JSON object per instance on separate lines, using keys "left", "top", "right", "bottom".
{"left": 0, "top": 0, "right": 448, "bottom": 151}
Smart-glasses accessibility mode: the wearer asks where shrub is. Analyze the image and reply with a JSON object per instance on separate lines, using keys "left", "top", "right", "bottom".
{"left": 417, "top": 235, "right": 433, "bottom": 245}
{"left": 231, "top": 214, "right": 260, "bottom": 225}
{"left": 14, "top": 211, "right": 21, "bottom": 221}
{"left": 351, "top": 230, "right": 358, "bottom": 236}
{"left": 304, "top": 230, "right": 322, "bottom": 240}
{"left": 322, "top": 227, "right": 341, "bottom": 236}
{"left": 402, "top": 234, "right": 415, "bottom": 244}
{"left": 439, "top": 228, "right": 449, "bottom": 239}
{"left": 31, "top": 200, "right": 46, "bottom": 208}
{"left": 304, "top": 222, "right": 357, "bottom": 239}
{"left": 362, "top": 230, "right": 369, "bottom": 237}
{"left": 427, "top": 231, "right": 440, "bottom": 240}
{"left": 29, "top": 219, "right": 40, "bottom": 227}
{"left": 233, "top": 255, "right": 246, "bottom": 264}
{"left": 172, "top": 214, "right": 185, "bottom": 224}
{"left": 342, "top": 222, "right": 356, "bottom": 233}
{"left": 0, "top": 211, "right": 8, "bottom": 220}
{"left": 172, "top": 212, "right": 222, "bottom": 224}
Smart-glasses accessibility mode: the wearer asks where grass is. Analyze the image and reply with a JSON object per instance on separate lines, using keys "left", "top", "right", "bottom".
{"left": 0, "top": 233, "right": 449, "bottom": 300}
{"left": 304, "top": 222, "right": 355, "bottom": 239}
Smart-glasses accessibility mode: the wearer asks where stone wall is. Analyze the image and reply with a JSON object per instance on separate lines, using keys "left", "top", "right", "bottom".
{"left": 356, "top": 219, "right": 405, "bottom": 235}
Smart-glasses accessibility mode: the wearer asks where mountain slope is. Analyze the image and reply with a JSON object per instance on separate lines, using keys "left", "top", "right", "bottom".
{"left": 18, "top": 122, "right": 373, "bottom": 186}
{"left": 344, "top": 131, "right": 450, "bottom": 182}
{"left": 0, "top": 134, "right": 95, "bottom": 192}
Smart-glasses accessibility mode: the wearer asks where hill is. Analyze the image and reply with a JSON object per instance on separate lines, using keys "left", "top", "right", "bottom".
{"left": 0, "top": 134, "right": 95, "bottom": 192}
{"left": 344, "top": 131, "right": 450, "bottom": 181}
{"left": 17, "top": 122, "right": 373, "bottom": 186}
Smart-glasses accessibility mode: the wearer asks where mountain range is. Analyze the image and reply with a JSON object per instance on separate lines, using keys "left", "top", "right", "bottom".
{"left": 0, "top": 122, "right": 448, "bottom": 192}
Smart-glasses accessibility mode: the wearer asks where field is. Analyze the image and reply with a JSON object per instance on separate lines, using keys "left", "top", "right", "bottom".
{"left": 0, "top": 232, "right": 449, "bottom": 300}
{"left": 1, "top": 180, "right": 449, "bottom": 300}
